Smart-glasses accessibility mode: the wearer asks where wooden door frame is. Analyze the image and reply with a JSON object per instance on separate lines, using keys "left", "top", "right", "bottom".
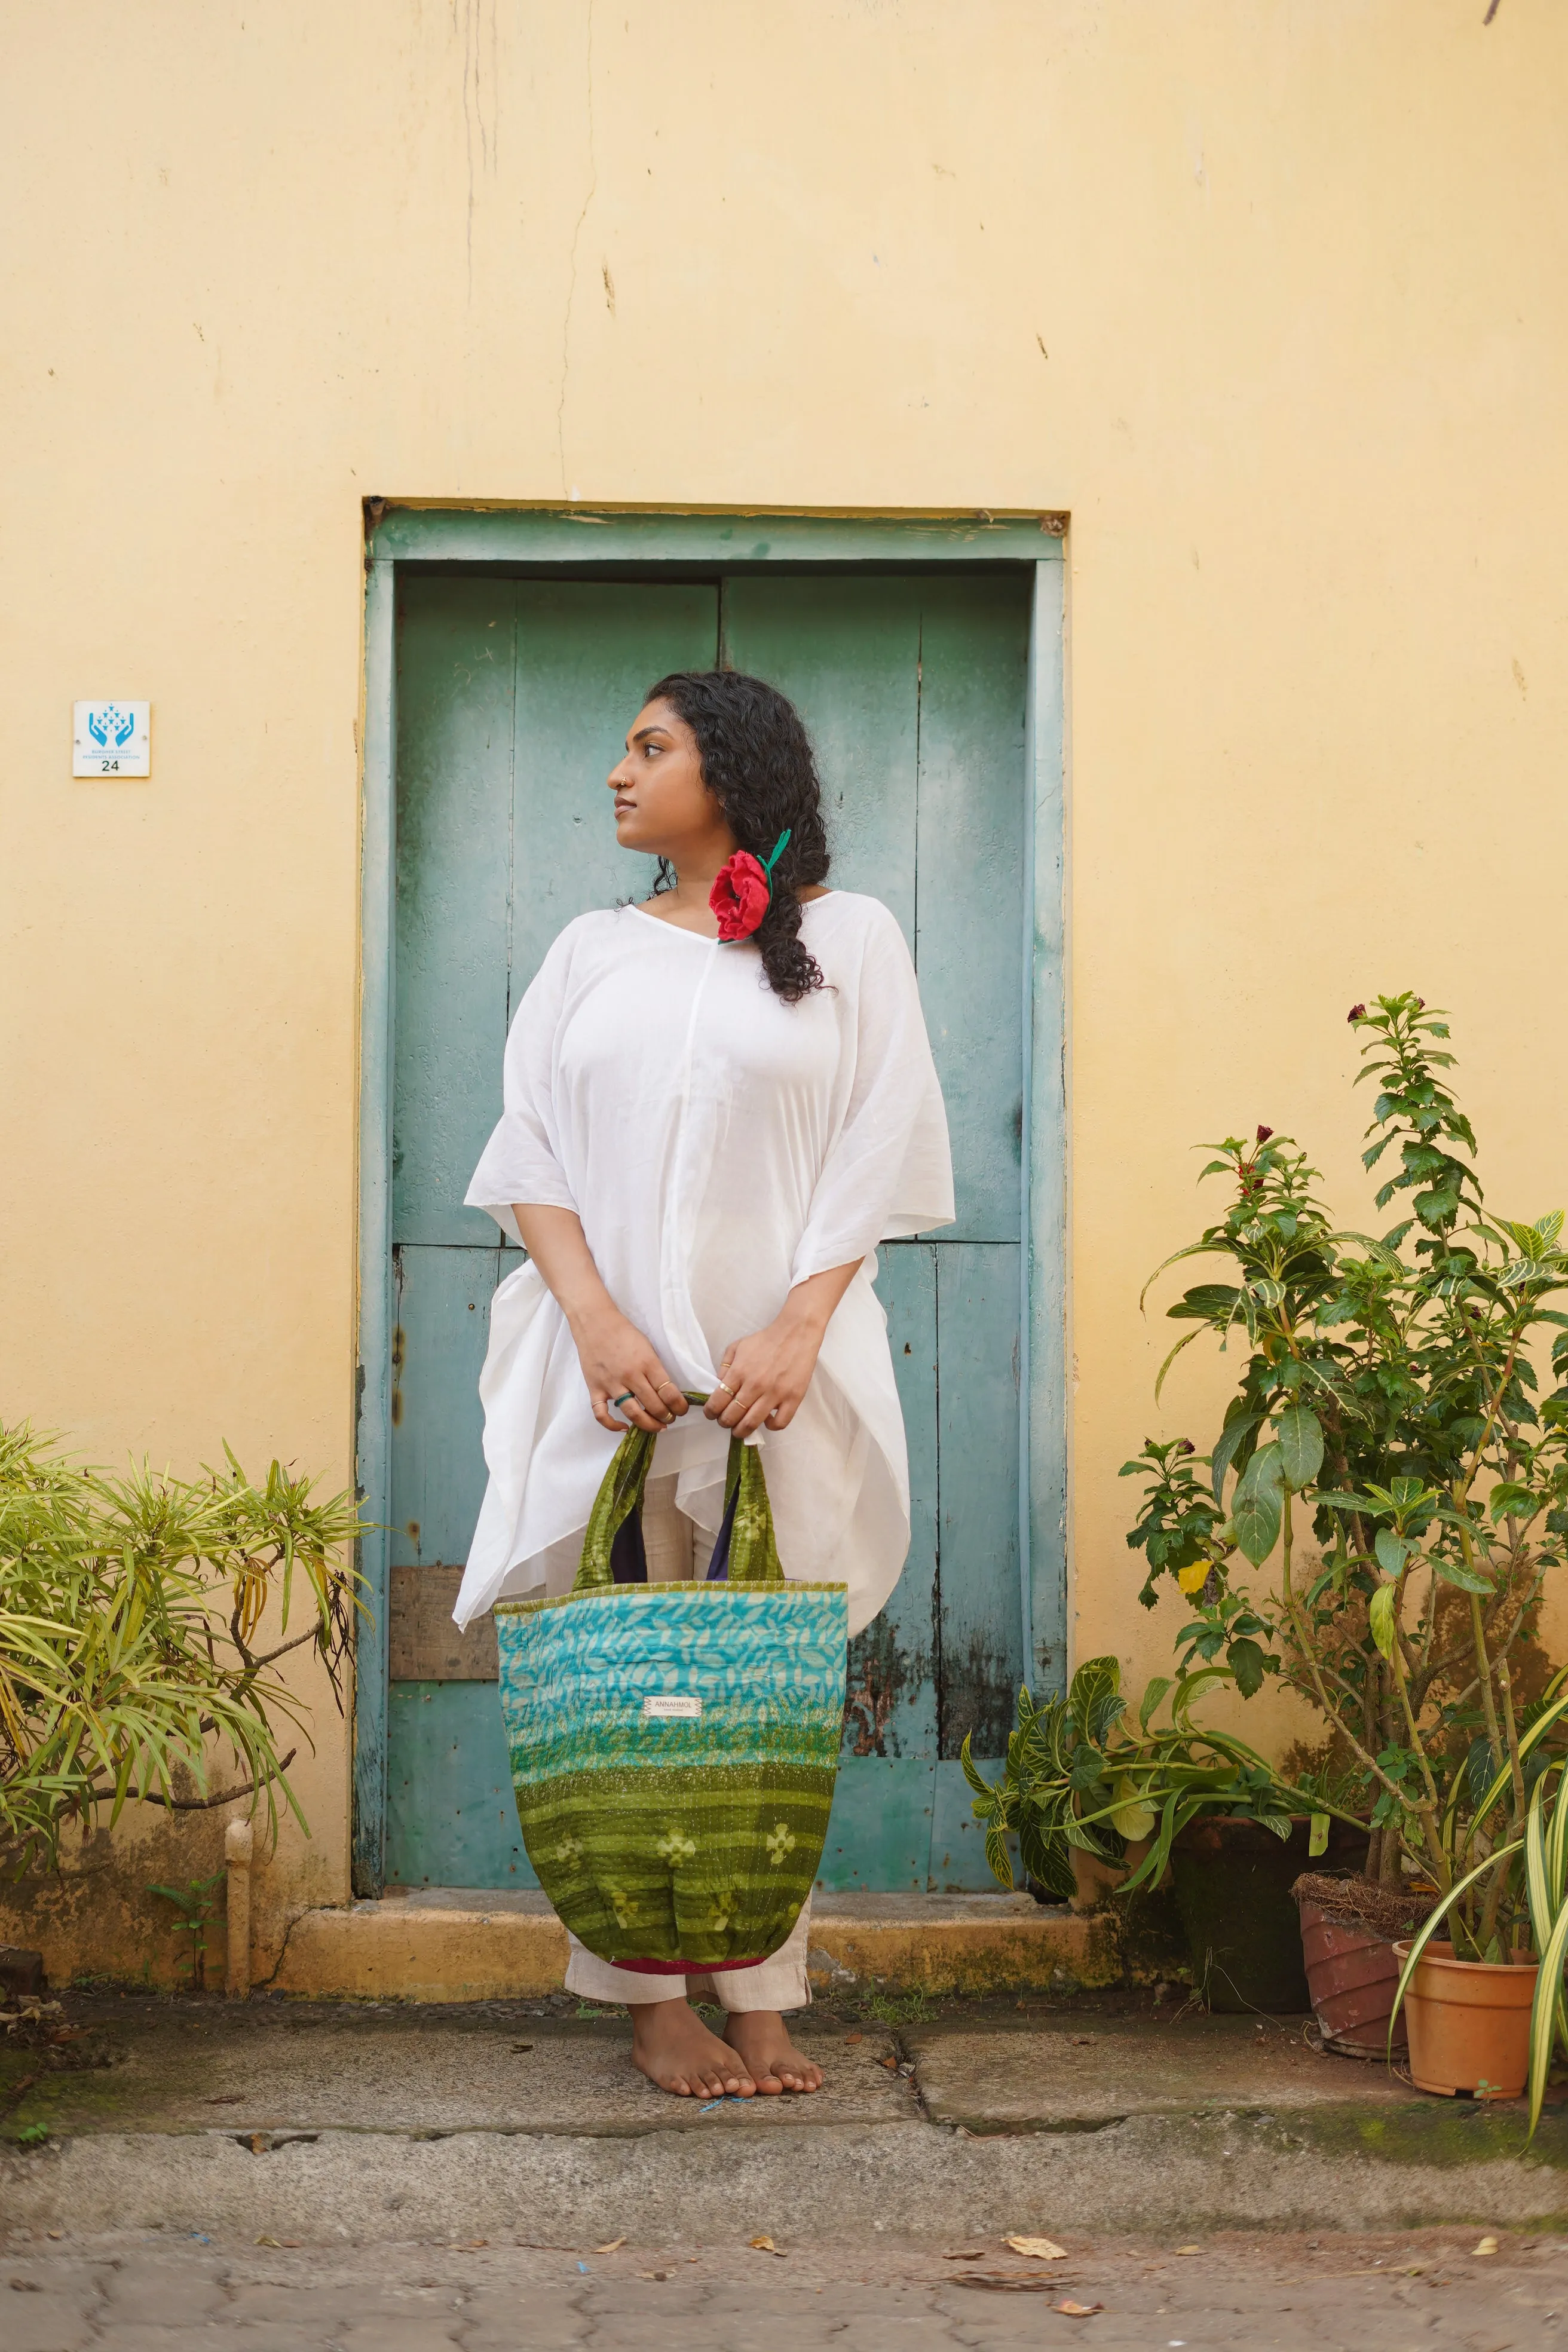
{"left": 353, "top": 507, "right": 1069, "bottom": 1894}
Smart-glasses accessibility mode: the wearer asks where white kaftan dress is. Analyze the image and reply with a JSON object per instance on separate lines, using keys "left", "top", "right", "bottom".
{"left": 454, "top": 890, "right": 954, "bottom": 1640}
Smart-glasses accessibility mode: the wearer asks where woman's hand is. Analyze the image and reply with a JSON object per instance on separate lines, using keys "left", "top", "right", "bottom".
{"left": 513, "top": 1203, "right": 688, "bottom": 1434}
{"left": 570, "top": 1300, "right": 689, "bottom": 1435}
{"left": 706, "top": 1260, "right": 863, "bottom": 1437}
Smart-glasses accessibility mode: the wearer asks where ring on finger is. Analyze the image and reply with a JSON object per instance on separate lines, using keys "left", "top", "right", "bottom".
{"left": 611, "top": 1391, "right": 635, "bottom": 1410}
{"left": 712, "top": 1380, "right": 734, "bottom": 1398}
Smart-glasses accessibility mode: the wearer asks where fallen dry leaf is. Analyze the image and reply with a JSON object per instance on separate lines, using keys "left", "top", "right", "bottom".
{"left": 1056, "top": 2301, "right": 1103, "bottom": 2318}
{"left": 511, "top": 2041, "right": 535, "bottom": 2053}
{"left": 255, "top": 2237, "right": 282, "bottom": 2249}
{"left": 1175, "top": 2244, "right": 1202, "bottom": 2256}
{"left": 593, "top": 2240, "right": 626, "bottom": 2254}
{"left": 1005, "top": 2235, "right": 1068, "bottom": 2261}
{"left": 951, "top": 2275, "right": 1058, "bottom": 2295}
{"left": 944, "top": 2249, "right": 987, "bottom": 2259}
{"left": 880, "top": 2056, "right": 898, "bottom": 2071}
{"left": 1474, "top": 2236, "right": 1499, "bottom": 2257}
{"left": 640, "top": 2270, "right": 672, "bottom": 2281}
{"left": 246, "top": 2134, "right": 268, "bottom": 2154}
{"left": 844, "top": 2031, "right": 862, "bottom": 2043}
{"left": 749, "top": 2235, "right": 786, "bottom": 2257}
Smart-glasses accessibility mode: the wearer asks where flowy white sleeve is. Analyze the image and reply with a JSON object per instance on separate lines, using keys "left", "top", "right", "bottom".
{"left": 464, "top": 927, "right": 579, "bottom": 1248}
{"left": 789, "top": 904, "right": 954, "bottom": 1285}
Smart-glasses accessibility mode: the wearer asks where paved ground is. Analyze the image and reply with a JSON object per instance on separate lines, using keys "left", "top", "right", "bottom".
{"left": 7, "top": 1984, "right": 1568, "bottom": 2322}
{"left": 0, "top": 1984, "right": 1500, "bottom": 2140}
{"left": 3, "top": 2228, "right": 1564, "bottom": 2348}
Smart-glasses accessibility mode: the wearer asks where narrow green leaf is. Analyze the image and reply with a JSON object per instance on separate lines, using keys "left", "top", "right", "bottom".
{"left": 983, "top": 1824, "right": 1016, "bottom": 1892}
{"left": 958, "top": 1735, "right": 994, "bottom": 1799}
{"left": 1153, "top": 1327, "right": 1201, "bottom": 1404}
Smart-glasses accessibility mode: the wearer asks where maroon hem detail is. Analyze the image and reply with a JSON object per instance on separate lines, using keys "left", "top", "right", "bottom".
{"left": 611, "top": 1953, "right": 767, "bottom": 1976}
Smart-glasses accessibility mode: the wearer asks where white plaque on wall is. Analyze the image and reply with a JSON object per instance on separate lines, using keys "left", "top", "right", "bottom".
{"left": 74, "top": 701, "right": 151, "bottom": 777}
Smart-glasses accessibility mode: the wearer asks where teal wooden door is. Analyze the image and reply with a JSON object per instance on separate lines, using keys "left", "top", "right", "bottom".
{"left": 387, "top": 570, "right": 1031, "bottom": 1890}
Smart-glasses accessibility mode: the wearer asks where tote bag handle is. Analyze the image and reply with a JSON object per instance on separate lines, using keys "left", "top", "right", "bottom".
{"left": 573, "top": 1392, "right": 785, "bottom": 1594}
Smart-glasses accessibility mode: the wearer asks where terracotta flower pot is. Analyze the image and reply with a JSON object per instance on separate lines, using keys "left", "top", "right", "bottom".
{"left": 1296, "top": 1897, "right": 1407, "bottom": 2056}
{"left": 1392, "top": 1938, "right": 1539, "bottom": 2100}
{"left": 1169, "top": 1817, "right": 1368, "bottom": 2013}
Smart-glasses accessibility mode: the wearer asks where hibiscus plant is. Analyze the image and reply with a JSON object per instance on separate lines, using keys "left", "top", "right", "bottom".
{"left": 1125, "top": 992, "right": 1568, "bottom": 1970}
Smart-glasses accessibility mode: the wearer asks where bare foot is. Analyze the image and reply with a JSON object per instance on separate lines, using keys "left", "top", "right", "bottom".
{"left": 722, "top": 2010, "right": 823, "bottom": 2094}
{"left": 630, "top": 1999, "right": 757, "bottom": 2098}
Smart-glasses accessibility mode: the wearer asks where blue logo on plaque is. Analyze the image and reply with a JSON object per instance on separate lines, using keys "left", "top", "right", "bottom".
{"left": 88, "top": 706, "right": 137, "bottom": 750}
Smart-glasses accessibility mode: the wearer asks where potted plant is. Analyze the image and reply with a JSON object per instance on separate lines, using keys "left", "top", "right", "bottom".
{"left": 962, "top": 1656, "right": 1365, "bottom": 2010}
{"left": 1125, "top": 993, "right": 1568, "bottom": 2090}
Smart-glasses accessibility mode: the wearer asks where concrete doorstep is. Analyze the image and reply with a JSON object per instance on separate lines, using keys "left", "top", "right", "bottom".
{"left": 5, "top": 1977, "right": 1567, "bottom": 2247}
{"left": 268, "top": 1888, "right": 1115, "bottom": 2004}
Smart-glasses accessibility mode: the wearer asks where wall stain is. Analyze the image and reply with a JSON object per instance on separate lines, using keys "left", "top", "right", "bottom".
{"left": 842, "top": 1619, "right": 928, "bottom": 1758}
{"left": 939, "top": 1628, "right": 1018, "bottom": 1760}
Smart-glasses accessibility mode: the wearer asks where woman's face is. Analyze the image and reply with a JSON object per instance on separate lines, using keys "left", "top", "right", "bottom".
{"left": 607, "top": 700, "right": 736, "bottom": 867}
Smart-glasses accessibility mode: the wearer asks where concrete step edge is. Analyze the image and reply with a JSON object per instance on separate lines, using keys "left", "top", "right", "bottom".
{"left": 273, "top": 1899, "right": 1119, "bottom": 2001}
{"left": 5, "top": 2111, "right": 1563, "bottom": 2243}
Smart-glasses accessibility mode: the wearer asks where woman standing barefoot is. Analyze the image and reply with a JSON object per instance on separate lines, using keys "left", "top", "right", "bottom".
{"left": 455, "top": 670, "right": 953, "bottom": 2097}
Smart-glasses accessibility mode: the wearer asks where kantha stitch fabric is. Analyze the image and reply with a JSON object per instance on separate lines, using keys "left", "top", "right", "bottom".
{"left": 497, "top": 1398, "right": 848, "bottom": 1970}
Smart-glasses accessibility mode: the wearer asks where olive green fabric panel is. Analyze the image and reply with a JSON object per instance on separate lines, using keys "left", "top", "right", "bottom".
{"left": 518, "top": 1763, "right": 835, "bottom": 1968}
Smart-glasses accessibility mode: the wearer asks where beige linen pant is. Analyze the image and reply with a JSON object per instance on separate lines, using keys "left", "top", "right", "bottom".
{"left": 561, "top": 1472, "right": 814, "bottom": 2013}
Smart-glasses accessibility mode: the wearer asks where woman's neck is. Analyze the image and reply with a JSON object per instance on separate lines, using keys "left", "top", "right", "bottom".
{"left": 642, "top": 866, "right": 725, "bottom": 936}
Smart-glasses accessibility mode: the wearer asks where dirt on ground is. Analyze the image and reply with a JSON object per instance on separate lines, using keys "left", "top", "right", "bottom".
{"left": 3, "top": 2226, "right": 1563, "bottom": 2348}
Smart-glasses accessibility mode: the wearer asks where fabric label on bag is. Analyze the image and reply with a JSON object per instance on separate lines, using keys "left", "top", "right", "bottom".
{"left": 642, "top": 1694, "right": 702, "bottom": 1720}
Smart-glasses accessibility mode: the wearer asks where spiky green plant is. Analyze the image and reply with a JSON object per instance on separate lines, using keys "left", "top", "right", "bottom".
{"left": 0, "top": 1424, "right": 368, "bottom": 1872}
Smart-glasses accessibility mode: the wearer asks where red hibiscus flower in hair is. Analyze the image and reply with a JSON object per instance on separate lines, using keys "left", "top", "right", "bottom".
{"left": 710, "top": 850, "right": 771, "bottom": 941}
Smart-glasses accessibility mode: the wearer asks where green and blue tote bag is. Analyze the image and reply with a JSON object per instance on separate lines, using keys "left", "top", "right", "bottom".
{"left": 495, "top": 1397, "right": 848, "bottom": 1973}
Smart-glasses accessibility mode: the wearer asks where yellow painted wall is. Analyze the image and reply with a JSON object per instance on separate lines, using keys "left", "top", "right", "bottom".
{"left": 4, "top": 1, "right": 1566, "bottom": 1966}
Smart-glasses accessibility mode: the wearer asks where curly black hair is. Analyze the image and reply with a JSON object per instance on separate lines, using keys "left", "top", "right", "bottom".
{"left": 644, "top": 669, "right": 831, "bottom": 1003}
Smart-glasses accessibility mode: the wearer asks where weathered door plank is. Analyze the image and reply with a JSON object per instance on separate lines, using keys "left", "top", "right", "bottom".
{"left": 820, "top": 1240, "right": 938, "bottom": 1889}
{"left": 390, "top": 1242, "right": 504, "bottom": 1571}
{"left": 935, "top": 1240, "right": 1024, "bottom": 1760}
{"left": 914, "top": 576, "right": 1031, "bottom": 1244}
{"left": 509, "top": 582, "right": 719, "bottom": 1003}
{"left": 394, "top": 578, "right": 517, "bottom": 1248}
{"left": 721, "top": 575, "right": 922, "bottom": 946}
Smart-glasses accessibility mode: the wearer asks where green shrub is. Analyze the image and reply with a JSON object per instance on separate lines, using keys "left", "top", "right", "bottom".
{"left": 0, "top": 1425, "right": 366, "bottom": 1872}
